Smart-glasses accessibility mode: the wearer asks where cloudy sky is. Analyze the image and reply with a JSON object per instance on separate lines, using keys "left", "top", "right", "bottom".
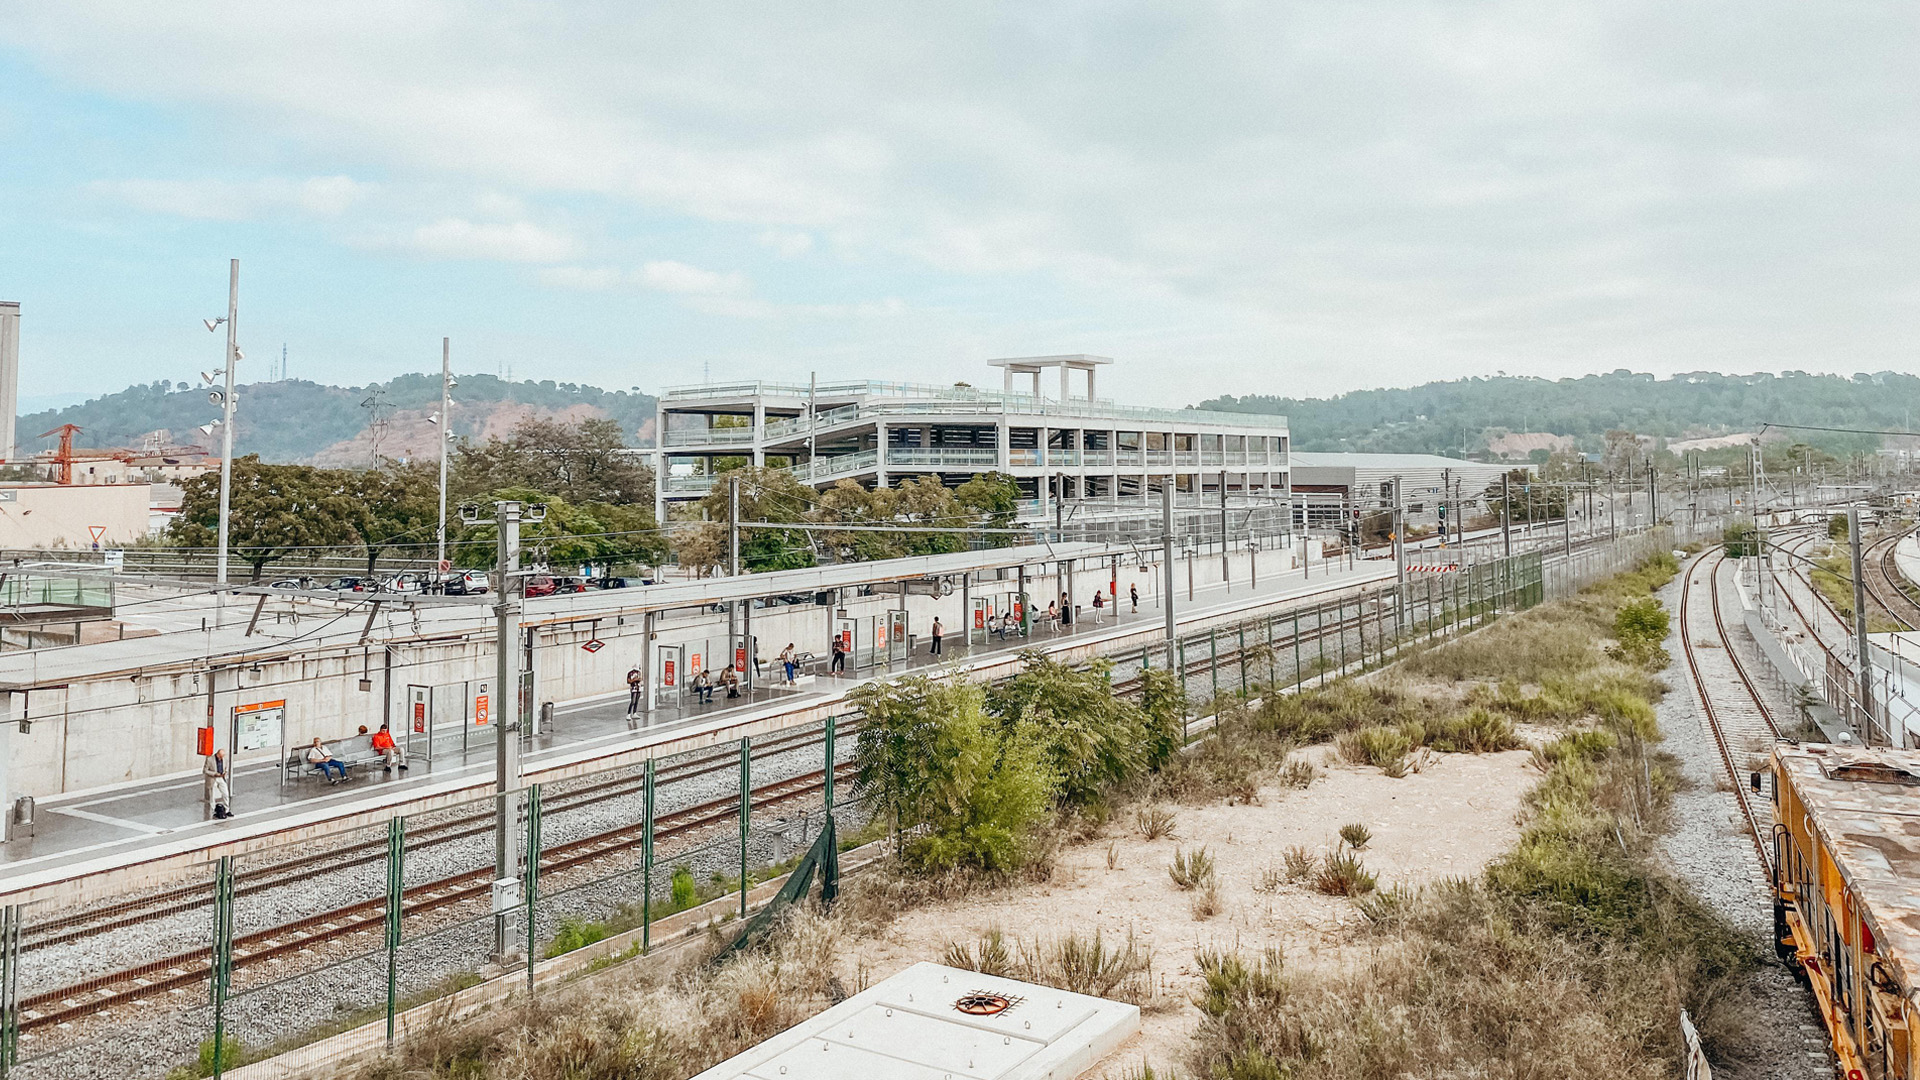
{"left": 2, "top": 3, "right": 1916, "bottom": 408}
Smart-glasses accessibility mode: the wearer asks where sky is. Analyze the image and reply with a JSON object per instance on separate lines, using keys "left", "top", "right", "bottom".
{"left": 2, "top": 2, "right": 1917, "bottom": 410}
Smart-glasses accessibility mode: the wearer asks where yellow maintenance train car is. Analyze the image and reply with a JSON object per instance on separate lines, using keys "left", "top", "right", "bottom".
{"left": 1770, "top": 744, "right": 1920, "bottom": 1079}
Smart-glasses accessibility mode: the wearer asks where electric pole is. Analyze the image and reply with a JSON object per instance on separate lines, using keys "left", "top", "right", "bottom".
{"left": 214, "top": 259, "right": 240, "bottom": 597}
{"left": 492, "top": 499, "right": 525, "bottom": 961}
{"left": 1849, "top": 506, "right": 1875, "bottom": 743}
{"left": 1161, "top": 484, "right": 1176, "bottom": 650}
{"left": 1501, "top": 473, "right": 1512, "bottom": 558}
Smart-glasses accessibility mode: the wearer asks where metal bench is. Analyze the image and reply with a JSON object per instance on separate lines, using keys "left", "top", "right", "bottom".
{"left": 284, "top": 743, "right": 382, "bottom": 782}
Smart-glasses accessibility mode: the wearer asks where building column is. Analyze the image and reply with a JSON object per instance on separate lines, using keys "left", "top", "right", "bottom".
{"left": 1059, "top": 365, "right": 1070, "bottom": 404}
{"left": 1087, "top": 367, "right": 1097, "bottom": 402}
{"left": 751, "top": 399, "right": 766, "bottom": 468}
{"left": 875, "top": 420, "right": 889, "bottom": 488}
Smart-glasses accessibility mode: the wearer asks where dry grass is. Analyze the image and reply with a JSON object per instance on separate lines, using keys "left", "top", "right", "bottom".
{"left": 1135, "top": 804, "right": 1179, "bottom": 840}
{"left": 943, "top": 927, "right": 1157, "bottom": 1005}
{"left": 1337, "top": 822, "right": 1371, "bottom": 850}
{"left": 1312, "top": 849, "right": 1377, "bottom": 897}
{"left": 1168, "top": 846, "right": 1216, "bottom": 891}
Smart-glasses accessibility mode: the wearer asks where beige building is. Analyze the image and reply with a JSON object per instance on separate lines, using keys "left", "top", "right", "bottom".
{"left": 0, "top": 483, "right": 153, "bottom": 549}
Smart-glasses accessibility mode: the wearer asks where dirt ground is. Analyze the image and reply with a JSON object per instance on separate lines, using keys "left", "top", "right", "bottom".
{"left": 843, "top": 745, "right": 1541, "bottom": 1076}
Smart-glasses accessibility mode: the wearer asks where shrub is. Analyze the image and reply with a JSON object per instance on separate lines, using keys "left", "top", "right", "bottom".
{"left": 1425, "top": 707, "right": 1520, "bottom": 752}
{"left": 544, "top": 916, "right": 611, "bottom": 958}
{"left": 165, "top": 1036, "right": 246, "bottom": 1080}
{"left": 1278, "top": 756, "right": 1316, "bottom": 788}
{"left": 1170, "top": 846, "right": 1216, "bottom": 891}
{"left": 1335, "top": 726, "right": 1412, "bottom": 771}
{"left": 1028, "top": 928, "right": 1153, "bottom": 999}
{"left": 1136, "top": 804, "right": 1179, "bottom": 840}
{"left": 852, "top": 675, "right": 1059, "bottom": 873}
{"left": 943, "top": 928, "right": 1015, "bottom": 976}
{"left": 1338, "top": 823, "right": 1372, "bottom": 850}
{"left": 670, "top": 866, "right": 697, "bottom": 911}
{"left": 1609, "top": 597, "right": 1671, "bottom": 668}
{"left": 1313, "top": 850, "right": 1376, "bottom": 896}
{"left": 1282, "top": 845, "right": 1315, "bottom": 882}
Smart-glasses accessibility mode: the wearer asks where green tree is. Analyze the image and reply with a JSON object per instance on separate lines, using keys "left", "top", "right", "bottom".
{"left": 850, "top": 674, "right": 1057, "bottom": 873}
{"left": 955, "top": 472, "right": 1024, "bottom": 547}
{"left": 674, "top": 465, "right": 817, "bottom": 573}
{"left": 1483, "top": 469, "right": 1567, "bottom": 524}
{"left": 452, "top": 416, "right": 653, "bottom": 505}
{"left": 169, "top": 456, "right": 356, "bottom": 580}
{"left": 346, "top": 464, "right": 439, "bottom": 575}
{"left": 986, "top": 653, "right": 1161, "bottom": 806}
{"left": 452, "top": 487, "right": 669, "bottom": 570}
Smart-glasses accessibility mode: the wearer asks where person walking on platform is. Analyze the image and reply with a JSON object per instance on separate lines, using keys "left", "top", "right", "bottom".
{"left": 1130, "top": 583, "right": 1139, "bottom": 614}
{"left": 930, "top": 616, "right": 944, "bottom": 656}
{"left": 625, "top": 666, "right": 643, "bottom": 718}
{"left": 780, "top": 643, "right": 798, "bottom": 685}
{"left": 203, "top": 749, "right": 230, "bottom": 819}
{"left": 830, "top": 634, "right": 848, "bottom": 674}
{"left": 1090, "top": 590, "right": 1104, "bottom": 624}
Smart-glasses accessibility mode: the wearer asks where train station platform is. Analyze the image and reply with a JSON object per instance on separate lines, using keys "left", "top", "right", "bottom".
{"left": 0, "top": 556, "right": 1407, "bottom": 892}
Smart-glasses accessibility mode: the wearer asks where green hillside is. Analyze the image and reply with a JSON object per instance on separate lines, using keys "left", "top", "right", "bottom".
{"left": 15, "top": 375, "right": 657, "bottom": 463}
{"left": 1197, "top": 370, "right": 1917, "bottom": 455}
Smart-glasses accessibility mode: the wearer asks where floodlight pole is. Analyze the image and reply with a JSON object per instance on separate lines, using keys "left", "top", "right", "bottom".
{"left": 215, "top": 259, "right": 239, "bottom": 605}
{"left": 437, "top": 338, "right": 452, "bottom": 574}
{"left": 492, "top": 500, "right": 524, "bottom": 960}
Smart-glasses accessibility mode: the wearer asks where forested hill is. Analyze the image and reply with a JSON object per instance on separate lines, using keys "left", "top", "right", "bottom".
{"left": 15, "top": 375, "right": 657, "bottom": 463}
{"left": 1197, "top": 370, "right": 1920, "bottom": 455}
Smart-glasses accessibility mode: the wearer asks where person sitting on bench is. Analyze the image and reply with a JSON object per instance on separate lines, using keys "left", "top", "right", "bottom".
{"left": 693, "top": 669, "right": 714, "bottom": 704}
{"left": 306, "top": 737, "right": 348, "bottom": 784}
{"left": 371, "top": 724, "right": 408, "bottom": 772}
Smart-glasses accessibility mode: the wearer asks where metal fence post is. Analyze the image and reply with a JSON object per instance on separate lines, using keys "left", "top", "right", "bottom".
{"left": 1209, "top": 629, "right": 1219, "bottom": 699}
{"left": 211, "top": 855, "right": 235, "bottom": 1080}
{"left": 1337, "top": 598, "right": 1348, "bottom": 676}
{"left": 0, "top": 904, "right": 19, "bottom": 1080}
{"left": 1178, "top": 639, "right": 1189, "bottom": 703}
{"left": 525, "top": 784, "right": 541, "bottom": 992}
{"left": 1238, "top": 627, "right": 1248, "bottom": 696}
{"left": 385, "top": 817, "right": 404, "bottom": 1048}
{"left": 739, "top": 736, "right": 752, "bottom": 920}
{"left": 642, "top": 759, "right": 655, "bottom": 954}
{"left": 823, "top": 717, "right": 837, "bottom": 817}
{"left": 1293, "top": 609, "right": 1302, "bottom": 687}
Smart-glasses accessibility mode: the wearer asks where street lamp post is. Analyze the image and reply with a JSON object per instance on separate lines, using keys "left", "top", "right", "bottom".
{"left": 204, "top": 259, "right": 240, "bottom": 600}
{"left": 491, "top": 499, "right": 526, "bottom": 960}
{"left": 436, "top": 338, "right": 452, "bottom": 575}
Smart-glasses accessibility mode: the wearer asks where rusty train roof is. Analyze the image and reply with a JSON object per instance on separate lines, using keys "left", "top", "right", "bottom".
{"left": 1776, "top": 744, "right": 1920, "bottom": 988}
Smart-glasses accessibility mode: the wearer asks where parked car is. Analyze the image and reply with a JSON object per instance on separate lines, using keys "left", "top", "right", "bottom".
{"left": 524, "top": 575, "right": 558, "bottom": 598}
{"left": 267, "top": 577, "right": 311, "bottom": 590}
{"left": 323, "top": 576, "right": 371, "bottom": 592}
{"left": 592, "top": 576, "right": 630, "bottom": 589}
{"left": 550, "top": 576, "right": 590, "bottom": 594}
{"left": 442, "top": 570, "right": 491, "bottom": 596}
{"left": 381, "top": 572, "right": 428, "bottom": 592}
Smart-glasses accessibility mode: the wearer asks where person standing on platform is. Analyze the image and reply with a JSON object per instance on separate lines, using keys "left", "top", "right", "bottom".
{"left": 1130, "top": 583, "right": 1139, "bottom": 614}
{"left": 830, "top": 634, "right": 848, "bottom": 674}
{"left": 930, "top": 616, "right": 944, "bottom": 656}
{"left": 626, "top": 666, "right": 643, "bottom": 718}
{"left": 203, "top": 749, "right": 230, "bottom": 819}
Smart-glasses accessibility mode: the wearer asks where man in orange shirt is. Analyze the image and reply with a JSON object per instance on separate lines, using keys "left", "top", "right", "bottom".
{"left": 371, "top": 723, "right": 408, "bottom": 772}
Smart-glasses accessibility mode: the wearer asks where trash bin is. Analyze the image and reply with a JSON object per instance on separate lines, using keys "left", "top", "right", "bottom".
{"left": 12, "top": 795, "right": 35, "bottom": 839}
{"left": 539, "top": 701, "right": 555, "bottom": 732}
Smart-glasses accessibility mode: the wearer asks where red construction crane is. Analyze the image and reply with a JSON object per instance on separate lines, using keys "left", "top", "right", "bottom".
{"left": 39, "top": 424, "right": 81, "bottom": 485}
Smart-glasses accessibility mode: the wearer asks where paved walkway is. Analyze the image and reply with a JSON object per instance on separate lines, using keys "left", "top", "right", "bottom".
{"left": 2, "top": 556, "right": 1411, "bottom": 878}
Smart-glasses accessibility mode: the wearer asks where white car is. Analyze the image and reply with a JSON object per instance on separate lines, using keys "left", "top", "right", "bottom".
{"left": 443, "top": 570, "right": 491, "bottom": 595}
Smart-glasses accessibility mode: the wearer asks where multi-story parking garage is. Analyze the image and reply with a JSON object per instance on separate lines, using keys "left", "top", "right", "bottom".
{"left": 653, "top": 355, "right": 1293, "bottom": 527}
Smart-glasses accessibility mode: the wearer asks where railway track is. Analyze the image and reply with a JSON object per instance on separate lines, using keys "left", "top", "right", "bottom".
{"left": 1678, "top": 548, "right": 1781, "bottom": 878}
{"left": 24, "top": 719, "right": 850, "bottom": 951}
{"left": 18, "top": 575, "right": 1474, "bottom": 1037}
{"left": 1866, "top": 525, "right": 1920, "bottom": 629}
{"left": 16, "top": 761, "right": 856, "bottom": 1034}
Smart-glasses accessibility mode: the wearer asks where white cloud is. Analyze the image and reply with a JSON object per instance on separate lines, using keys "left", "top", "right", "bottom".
{"left": 637, "top": 260, "right": 748, "bottom": 297}
{"left": 382, "top": 218, "right": 578, "bottom": 263}
{"left": 757, "top": 230, "right": 814, "bottom": 257}
{"left": 93, "top": 175, "right": 374, "bottom": 220}
{"left": 17, "top": 4, "right": 1920, "bottom": 395}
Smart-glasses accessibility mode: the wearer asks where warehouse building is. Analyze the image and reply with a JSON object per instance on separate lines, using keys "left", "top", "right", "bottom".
{"left": 1289, "top": 452, "right": 1513, "bottom": 532}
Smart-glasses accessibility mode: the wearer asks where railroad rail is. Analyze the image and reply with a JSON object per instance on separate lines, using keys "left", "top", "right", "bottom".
{"left": 17, "top": 760, "right": 855, "bottom": 1034}
{"left": 1677, "top": 547, "right": 1781, "bottom": 878}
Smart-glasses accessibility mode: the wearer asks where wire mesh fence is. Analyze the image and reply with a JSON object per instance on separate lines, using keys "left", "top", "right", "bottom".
{"left": 0, "top": 530, "right": 1692, "bottom": 1079}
